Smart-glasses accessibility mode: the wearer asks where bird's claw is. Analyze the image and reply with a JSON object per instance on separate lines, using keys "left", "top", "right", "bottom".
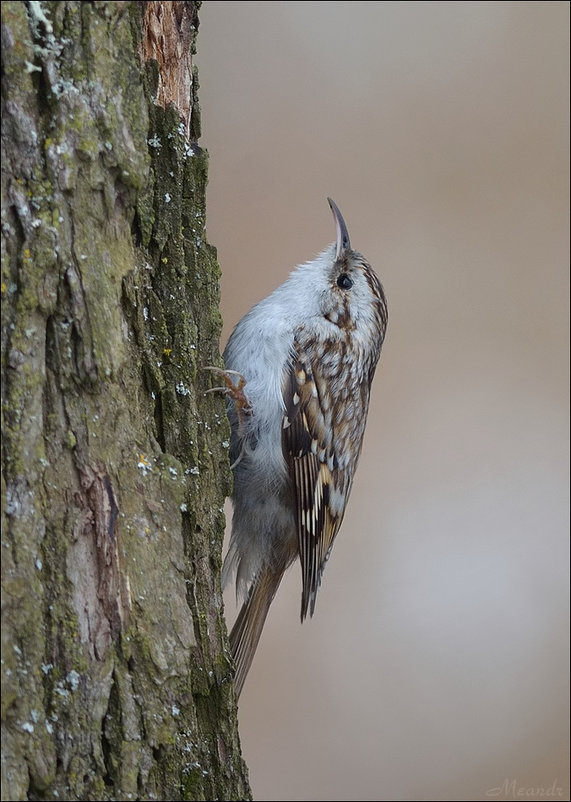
{"left": 203, "top": 366, "right": 253, "bottom": 419}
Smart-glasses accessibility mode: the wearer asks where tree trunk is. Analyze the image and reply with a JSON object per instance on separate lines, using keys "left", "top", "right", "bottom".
{"left": 1, "top": 2, "right": 251, "bottom": 799}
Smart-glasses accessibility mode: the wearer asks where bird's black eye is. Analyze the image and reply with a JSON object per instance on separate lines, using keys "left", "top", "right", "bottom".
{"left": 336, "top": 273, "right": 353, "bottom": 290}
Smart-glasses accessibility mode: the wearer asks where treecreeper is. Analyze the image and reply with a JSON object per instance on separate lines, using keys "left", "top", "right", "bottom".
{"left": 209, "top": 199, "right": 388, "bottom": 698}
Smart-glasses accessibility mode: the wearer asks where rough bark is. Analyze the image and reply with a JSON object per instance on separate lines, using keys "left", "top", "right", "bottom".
{"left": 1, "top": 2, "right": 251, "bottom": 799}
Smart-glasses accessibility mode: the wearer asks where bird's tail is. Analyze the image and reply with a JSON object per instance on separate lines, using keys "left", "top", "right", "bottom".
{"left": 229, "top": 567, "right": 283, "bottom": 699}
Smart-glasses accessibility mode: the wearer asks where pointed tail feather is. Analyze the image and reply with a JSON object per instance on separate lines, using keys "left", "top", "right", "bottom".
{"left": 229, "top": 568, "right": 283, "bottom": 699}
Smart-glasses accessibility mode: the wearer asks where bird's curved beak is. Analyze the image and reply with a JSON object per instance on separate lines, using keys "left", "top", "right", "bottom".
{"left": 328, "top": 197, "right": 351, "bottom": 259}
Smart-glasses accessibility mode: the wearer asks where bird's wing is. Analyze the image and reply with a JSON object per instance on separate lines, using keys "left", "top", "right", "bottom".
{"left": 282, "top": 351, "right": 349, "bottom": 621}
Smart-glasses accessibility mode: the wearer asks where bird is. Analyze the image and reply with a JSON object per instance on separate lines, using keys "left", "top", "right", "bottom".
{"left": 212, "top": 198, "right": 388, "bottom": 699}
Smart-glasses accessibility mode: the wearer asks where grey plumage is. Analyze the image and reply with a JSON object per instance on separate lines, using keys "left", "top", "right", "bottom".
{"left": 220, "top": 198, "right": 388, "bottom": 698}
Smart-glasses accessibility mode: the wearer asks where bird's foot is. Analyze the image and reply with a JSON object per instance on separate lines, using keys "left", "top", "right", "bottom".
{"left": 203, "top": 367, "right": 253, "bottom": 421}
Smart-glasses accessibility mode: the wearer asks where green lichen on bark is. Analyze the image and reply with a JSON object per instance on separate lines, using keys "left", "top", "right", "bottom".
{"left": 1, "top": 2, "right": 250, "bottom": 800}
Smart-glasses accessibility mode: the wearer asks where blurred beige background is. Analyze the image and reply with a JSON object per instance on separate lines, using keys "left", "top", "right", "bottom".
{"left": 197, "top": 2, "right": 570, "bottom": 800}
